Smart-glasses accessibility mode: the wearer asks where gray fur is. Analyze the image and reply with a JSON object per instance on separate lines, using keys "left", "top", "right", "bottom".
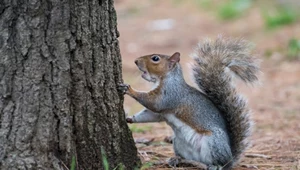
{"left": 130, "top": 64, "right": 233, "bottom": 167}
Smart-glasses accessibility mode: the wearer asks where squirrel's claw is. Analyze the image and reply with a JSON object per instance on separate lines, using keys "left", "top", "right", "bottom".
{"left": 126, "top": 117, "right": 134, "bottom": 123}
{"left": 164, "top": 136, "right": 173, "bottom": 144}
{"left": 118, "top": 83, "right": 130, "bottom": 94}
{"left": 167, "top": 156, "right": 181, "bottom": 167}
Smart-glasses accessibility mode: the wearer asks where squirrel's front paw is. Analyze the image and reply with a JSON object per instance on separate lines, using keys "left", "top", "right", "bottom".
{"left": 126, "top": 116, "right": 134, "bottom": 123}
{"left": 118, "top": 83, "right": 130, "bottom": 94}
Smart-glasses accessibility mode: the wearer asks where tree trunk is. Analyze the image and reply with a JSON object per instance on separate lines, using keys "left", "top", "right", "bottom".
{"left": 0, "top": 0, "right": 140, "bottom": 169}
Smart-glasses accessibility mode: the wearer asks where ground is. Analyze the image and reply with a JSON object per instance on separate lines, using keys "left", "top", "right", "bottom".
{"left": 115, "top": 1, "right": 300, "bottom": 169}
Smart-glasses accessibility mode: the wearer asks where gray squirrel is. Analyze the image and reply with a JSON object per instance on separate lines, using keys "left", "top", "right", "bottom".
{"left": 118, "top": 37, "right": 259, "bottom": 169}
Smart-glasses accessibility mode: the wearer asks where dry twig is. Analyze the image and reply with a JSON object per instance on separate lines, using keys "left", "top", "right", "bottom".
{"left": 245, "top": 153, "right": 272, "bottom": 159}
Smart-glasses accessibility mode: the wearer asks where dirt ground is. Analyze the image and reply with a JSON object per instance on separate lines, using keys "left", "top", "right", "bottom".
{"left": 115, "top": 1, "right": 300, "bottom": 169}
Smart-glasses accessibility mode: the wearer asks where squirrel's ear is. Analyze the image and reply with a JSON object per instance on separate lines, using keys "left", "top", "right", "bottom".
{"left": 168, "top": 52, "right": 180, "bottom": 69}
{"left": 169, "top": 52, "right": 180, "bottom": 63}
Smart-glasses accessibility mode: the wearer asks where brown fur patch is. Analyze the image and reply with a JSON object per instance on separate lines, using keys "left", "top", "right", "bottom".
{"left": 175, "top": 105, "right": 212, "bottom": 136}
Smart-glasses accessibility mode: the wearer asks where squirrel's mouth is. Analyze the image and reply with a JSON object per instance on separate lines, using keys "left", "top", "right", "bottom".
{"left": 137, "top": 67, "right": 147, "bottom": 76}
{"left": 137, "top": 67, "right": 156, "bottom": 83}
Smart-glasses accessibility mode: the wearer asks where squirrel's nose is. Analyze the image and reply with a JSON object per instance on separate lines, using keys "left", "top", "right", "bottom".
{"left": 134, "top": 60, "right": 138, "bottom": 65}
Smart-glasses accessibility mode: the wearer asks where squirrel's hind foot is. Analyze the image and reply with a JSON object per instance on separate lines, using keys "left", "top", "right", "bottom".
{"left": 167, "top": 156, "right": 181, "bottom": 167}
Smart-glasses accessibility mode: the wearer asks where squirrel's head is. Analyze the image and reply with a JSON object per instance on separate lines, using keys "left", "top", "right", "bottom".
{"left": 134, "top": 52, "right": 180, "bottom": 83}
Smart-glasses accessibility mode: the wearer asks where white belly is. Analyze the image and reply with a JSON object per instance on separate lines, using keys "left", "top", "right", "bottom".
{"left": 163, "top": 114, "right": 213, "bottom": 164}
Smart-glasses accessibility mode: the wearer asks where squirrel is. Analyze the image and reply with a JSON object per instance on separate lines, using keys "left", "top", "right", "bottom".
{"left": 118, "top": 37, "right": 259, "bottom": 170}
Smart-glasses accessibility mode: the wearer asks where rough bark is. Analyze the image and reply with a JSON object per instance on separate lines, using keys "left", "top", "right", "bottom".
{"left": 0, "top": 0, "right": 140, "bottom": 169}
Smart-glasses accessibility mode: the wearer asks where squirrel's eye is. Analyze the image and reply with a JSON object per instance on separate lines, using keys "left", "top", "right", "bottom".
{"left": 151, "top": 55, "right": 160, "bottom": 62}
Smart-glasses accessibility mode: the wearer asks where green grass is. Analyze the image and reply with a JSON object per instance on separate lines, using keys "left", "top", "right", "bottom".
{"left": 287, "top": 38, "right": 300, "bottom": 60}
{"left": 101, "top": 147, "right": 110, "bottom": 170}
{"left": 70, "top": 156, "right": 76, "bottom": 170}
{"left": 113, "top": 163, "right": 125, "bottom": 170}
{"left": 101, "top": 147, "right": 126, "bottom": 170}
{"left": 129, "top": 124, "right": 152, "bottom": 133}
{"left": 140, "top": 162, "right": 154, "bottom": 170}
{"left": 69, "top": 150, "right": 126, "bottom": 170}
{"left": 263, "top": 7, "right": 298, "bottom": 28}
{"left": 218, "top": 0, "right": 252, "bottom": 20}
{"left": 264, "top": 49, "right": 273, "bottom": 59}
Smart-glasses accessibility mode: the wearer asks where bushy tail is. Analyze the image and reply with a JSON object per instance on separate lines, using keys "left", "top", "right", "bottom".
{"left": 192, "top": 37, "right": 259, "bottom": 168}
